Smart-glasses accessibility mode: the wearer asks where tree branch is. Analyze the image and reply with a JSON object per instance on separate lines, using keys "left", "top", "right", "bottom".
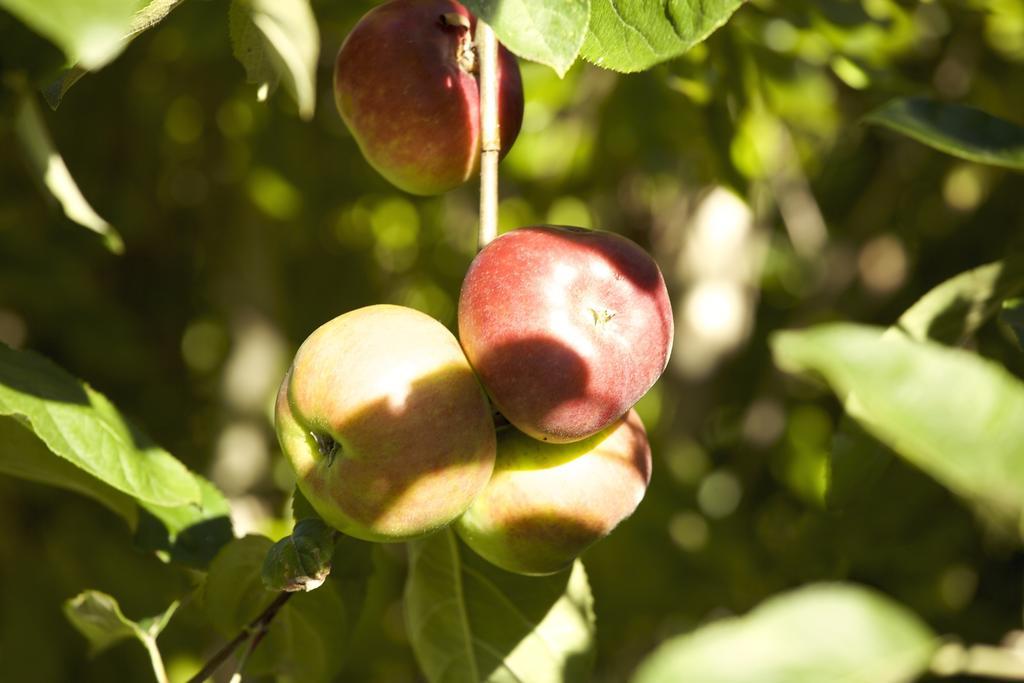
{"left": 476, "top": 19, "right": 500, "bottom": 252}
{"left": 186, "top": 591, "right": 294, "bottom": 683}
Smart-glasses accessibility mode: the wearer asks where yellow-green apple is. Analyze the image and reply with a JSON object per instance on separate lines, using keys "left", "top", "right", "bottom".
{"left": 455, "top": 409, "right": 652, "bottom": 575}
{"left": 334, "top": 0, "right": 524, "bottom": 195}
{"left": 458, "top": 226, "right": 673, "bottom": 443}
{"left": 275, "top": 305, "right": 496, "bottom": 542}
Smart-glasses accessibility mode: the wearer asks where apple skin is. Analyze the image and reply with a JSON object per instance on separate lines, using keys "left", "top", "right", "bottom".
{"left": 334, "top": 0, "right": 524, "bottom": 196}
{"left": 275, "top": 304, "right": 496, "bottom": 542}
{"left": 458, "top": 225, "right": 674, "bottom": 443}
{"left": 455, "top": 409, "right": 652, "bottom": 575}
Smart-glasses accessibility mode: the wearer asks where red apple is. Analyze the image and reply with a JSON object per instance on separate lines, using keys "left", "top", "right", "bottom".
{"left": 455, "top": 409, "right": 652, "bottom": 575}
{"left": 334, "top": 0, "right": 524, "bottom": 196}
{"left": 458, "top": 226, "right": 674, "bottom": 443}
{"left": 275, "top": 305, "right": 496, "bottom": 542}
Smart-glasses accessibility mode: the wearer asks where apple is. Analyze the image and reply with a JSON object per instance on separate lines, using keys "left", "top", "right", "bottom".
{"left": 455, "top": 409, "right": 652, "bottom": 575}
{"left": 275, "top": 304, "right": 496, "bottom": 542}
{"left": 334, "top": 0, "right": 524, "bottom": 196}
{"left": 458, "top": 225, "right": 674, "bottom": 443}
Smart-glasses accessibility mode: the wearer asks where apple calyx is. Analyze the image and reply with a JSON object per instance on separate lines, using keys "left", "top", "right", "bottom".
{"left": 310, "top": 431, "right": 340, "bottom": 466}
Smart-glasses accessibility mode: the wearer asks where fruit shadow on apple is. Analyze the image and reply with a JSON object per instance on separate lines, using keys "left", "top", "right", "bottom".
{"left": 456, "top": 409, "right": 652, "bottom": 576}
{"left": 277, "top": 360, "right": 496, "bottom": 542}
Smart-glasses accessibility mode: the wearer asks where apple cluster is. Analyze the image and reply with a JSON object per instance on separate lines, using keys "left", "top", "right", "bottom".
{"left": 274, "top": 0, "right": 673, "bottom": 576}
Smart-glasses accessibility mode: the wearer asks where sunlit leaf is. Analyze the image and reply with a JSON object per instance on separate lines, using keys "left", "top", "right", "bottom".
{"left": 0, "top": 0, "right": 140, "bottom": 70}
{"left": 0, "top": 417, "right": 137, "bottom": 525}
{"left": 43, "top": 0, "right": 188, "bottom": 108}
{"left": 405, "top": 528, "right": 595, "bottom": 683}
{"left": 773, "top": 323, "right": 1024, "bottom": 521}
{"left": 580, "top": 0, "right": 746, "bottom": 73}
{"left": 0, "top": 344, "right": 199, "bottom": 508}
{"left": 632, "top": 584, "right": 936, "bottom": 683}
{"left": 13, "top": 91, "right": 123, "bottom": 252}
{"left": 229, "top": 0, "right": 319, "bottom": 120}
{"left": 866, "top": 98, "right": 1024, "bottom": 170}
{"left": 462, "top": 0, "right": 590, "bottom": 77}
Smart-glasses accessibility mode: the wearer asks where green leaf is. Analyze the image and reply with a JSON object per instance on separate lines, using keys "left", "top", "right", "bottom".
{"left": 827, "top": 417, "right": 894, "bottom": 511}
{"left": 229, "top": 0, "right": 319, "bottom": 120}
{"left": 202, "top": 535, "right": 361, "bottom": 681}
{"left": 865, "top": 98, "right": 1024, "bottom": 171}
{"left": 0, "top": 416, "right": 137, "bottom": 525}
{"left": 0, "top": 0, "right": 141, "bottom": 70}
{"left": 632, "top": 583, "right": 936, "bottom": 683}
{"left": 896, "top": 258, "right": 1024, "bottom": 345}
{"left": 1000, "top": 298, "right": 1024, "bottom": 351}
{"left": 462, "top": 0, "right": 590, "bottom": 77}
{"left": 64, "top": 590, "right": 177, "bottom": 682}
{"left": 262, "top": 518, "right": 337, "bottom": 592}
{"left": 772, "top": 323, "right": 1024, "bottom": 521}
{"left": 134, "top": 474, "right": 234, "bottom": 569}
{"left": 43, "top": 0, "right": 188, "bottom": 109}
{"left": 405, "top": 528, "right": 595, "bottom": 683}
{"left": 0, "top": 344, "right": 199, "bottom": 508}
{"left": 580, "top": 0, "right": 746, "bottom": 74}
{"left": 13, "top": 90, "right": 123, "bottom": 253}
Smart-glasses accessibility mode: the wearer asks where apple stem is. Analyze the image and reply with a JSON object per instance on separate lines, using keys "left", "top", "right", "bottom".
{"left": 476, "top": 19, "right": 500, "bottom": 251}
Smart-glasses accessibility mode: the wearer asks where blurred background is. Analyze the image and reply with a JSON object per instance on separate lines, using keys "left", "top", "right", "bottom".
{"left": 2, "top": 0, "right": 1024, "bottom": 680}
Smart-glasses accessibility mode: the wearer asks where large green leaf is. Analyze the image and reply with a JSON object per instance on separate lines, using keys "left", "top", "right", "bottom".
{"left": 0, "top": 344, "right": 199, "bottom": 508}
{"left": 865, "top": 98, "right": 1024, "bottom": 171}
{"left": 0, "top": 417, "right": 137, "bottom": 525}
{"left": 828, "top": 257, "right": 1024, "bottom": 506}
{"left": 462, "top": 0, "right": 590, "bottom": 77}
{"left": 580, "top": 0, "right": 746, "bottom": 73}
{"left": 772, "top": 323, "right": 1024, "bottom": 521}
{"left": 405, "top": 529, "right": 595, "bottom": 683}
{"left": 14, "top": 90, "right": 123, "bottom": 253}
{"left": 229, "top": 0, "right": 319, "bottom": 120}
{"left": 202, "top": 535, "right": 365, "bottom": 681}
{"left": 0, "top": 0, "right": 142, "bottom": 69}
{"left": 632, "top": 584, "right": 936, "bottom": 683}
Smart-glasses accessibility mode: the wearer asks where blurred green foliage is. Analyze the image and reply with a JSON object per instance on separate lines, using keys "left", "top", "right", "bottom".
{"left": 2, "top": 0, "right": 1024, "bottom": 680}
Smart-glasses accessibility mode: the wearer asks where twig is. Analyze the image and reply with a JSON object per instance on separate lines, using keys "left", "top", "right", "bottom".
{"left": 932, "top": 641, "right": 1024, "bottom": 680}
{"left": 186, "top": 592, "right": 294, "bottom": 683}
{"left": 476, "top": 19, "right": 500, "bottom": 251}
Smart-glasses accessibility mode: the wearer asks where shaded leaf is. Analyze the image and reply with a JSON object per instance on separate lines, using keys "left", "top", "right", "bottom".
{"left": 580, "top": 0, "right": 746, "bottom": 74}
{"left": 13, "top": 91, "right": 123, "bottom": 252}
{"left": 896, "top": 258, "right": 1024, "bottom": 345}
{"left": 773, "top": 323, "right": 1024, "bottom": 521}
{"left": 827, "top": 416, "right": 894, "bottom": 511}
{"left": 865, "top": 98, "right": 1024, "bottom": 171}
{"left": 0, "top": 416, "right": 137, "bottom": 525}
{"left": 262, "top": 518, "right": 337, "bottom": 592}
{"left": 0, "top": 0, "right": 140, "bottom": 70}
{"left": 1000, "top": 298, "right": 1024, "bottom": 351}
{"left": 632, "top": 583, "right": 936, "bottom": 683}
{"left": 229, "top": 0, "right": 318, "bottom": 120}
{"left": 202, "top": 535, "right": 359, "bottom": 681}
{"left": 64, "top": 590, "right": 178, "bottom": 655}
{"left": 0, "top": 344, "right": 199, "bottom": 508}
{"left": 463, "top": 0, "right": 590, "bottom": 77}
{"left": 405, "top": 528, "right": 595, "bottom": 683}
{"left": 134, "top": 474, "right": 233, "bottom": 569}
